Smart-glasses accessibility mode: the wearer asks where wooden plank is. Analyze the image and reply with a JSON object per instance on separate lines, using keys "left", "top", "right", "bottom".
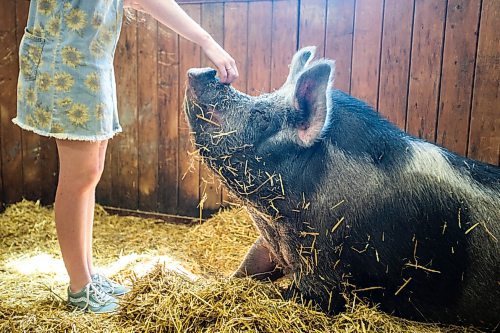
{"left": 350, "top": 0, "right": 384, "bottom": 108}
{"left": 468, "top": 0, "right": 500, "bottom": 165}
{"left": 377, "top": 0, "right": 414, "bottom": 129}
{"left": 406, "top": 0, "right": 447, "bottom": 141}
{"left": 3, "top": 0, "right": 26, "bottom": 208}
{"left": 137, "top": 13, "right": 159, "bottom": 211}
{"left": 157, "top": 24, "right": 179, "bottom": 214}
{"left": 221, "top": 1, "right": 248, "bottom": 206}
{"left": 223, "top": 2, "right": 248, "bottom": 93}
{"left": 298, "top": 0, "right": 327, "bottom": 57}
{"left": 178, "top": 0, "right": 278, "bottom": 3}
{"left": 16, "top": 0, "right": 42, "bottom": 202}
{"left": 200, "top": 2, "right": 224, "bottom": 214}
{"left": 102, "top": 205, "right": 199, "bottom": 225}
{"left": 14, "top": 0, "right": 27, "bottom": 49}
{"left": 39, "top": 139, "right": 58, "bottom": 205}
{"left": 111, "top": 13, "right": 139, "bottom": 209}
{"left": 96, "top": 150, "right": 112, "bottom": 206}
{"left": 324, "top": 0, "right": 355, "bottom": 93}
{"left": 0, "top": 0, "right": 22, "bottom": 205}
{"left": 436, "top": 0, "right": 481, "bottom": 157}
{"left": 177, "top": 4, "right": 201, "bottom": 216}
{"left": 247, "top": 1, "right": 272, "bottom": 96}
{"left": 270, "top": 0, "right": 299, "bottom": 91}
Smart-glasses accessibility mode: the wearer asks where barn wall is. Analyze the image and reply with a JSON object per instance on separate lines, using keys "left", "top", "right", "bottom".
{"left": 0, "top": 0, "right": 498, "bottom": 216}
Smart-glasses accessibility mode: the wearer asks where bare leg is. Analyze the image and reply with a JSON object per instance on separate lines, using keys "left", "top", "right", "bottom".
{"left": 55, "top": 139, "right": 105, "bottom": 292}
{"left": 86, "top": 188, "right": 96, "bottom": 276}
{"left": 86, "top": 140, "right": 108, "bottom": 276}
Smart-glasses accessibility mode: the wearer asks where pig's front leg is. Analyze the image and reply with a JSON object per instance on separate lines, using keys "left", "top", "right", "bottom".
{"left": 231, "top": 236, "right": 285, "bottom": 281}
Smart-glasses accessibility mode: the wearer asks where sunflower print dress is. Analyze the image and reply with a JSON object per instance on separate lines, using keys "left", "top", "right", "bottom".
{"left": 13, "top": 0, "right": 124, "bottom": 141}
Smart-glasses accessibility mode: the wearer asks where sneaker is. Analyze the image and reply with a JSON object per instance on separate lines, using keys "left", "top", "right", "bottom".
{"left": 68, "top": 282, "right": 118, "bottom": 313}
{"left": 91, "top": 273, "right": 129, "bottom": 296}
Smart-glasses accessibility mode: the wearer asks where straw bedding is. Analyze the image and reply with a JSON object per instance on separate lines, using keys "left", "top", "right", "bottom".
{"left": 0, "top": 200, "right": 484, "bottom": 332}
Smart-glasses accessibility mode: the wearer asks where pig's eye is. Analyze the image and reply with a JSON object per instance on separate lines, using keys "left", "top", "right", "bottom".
{"left": 249, "top": 103, "right": 280, "bottom": 134}
{"left": 250, "top": 107, "right": 265, "bottom": 115}
{"left": 258, "top": 114, "right": 275, "bottom": 132}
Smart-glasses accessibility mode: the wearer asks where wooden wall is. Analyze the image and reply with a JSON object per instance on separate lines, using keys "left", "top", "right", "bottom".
{"left": 0, "top": 0, "right": 498, "bottom": 217}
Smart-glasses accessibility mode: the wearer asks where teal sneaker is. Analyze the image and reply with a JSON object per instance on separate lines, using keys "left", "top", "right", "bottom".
{"left": 68, "top": 282, "right": 118, "bottom": 313}
{"left": 91, "top": 273, "right": 129, "bottom": 296}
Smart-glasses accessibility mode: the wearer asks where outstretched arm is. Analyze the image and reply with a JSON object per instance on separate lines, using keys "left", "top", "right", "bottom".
{"left": 124, "top": 0, "right": 238, "bottom": 83}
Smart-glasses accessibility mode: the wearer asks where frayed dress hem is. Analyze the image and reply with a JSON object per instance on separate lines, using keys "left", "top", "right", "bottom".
{"left": 12, "top": 118, "right": 122, "bottom": 142}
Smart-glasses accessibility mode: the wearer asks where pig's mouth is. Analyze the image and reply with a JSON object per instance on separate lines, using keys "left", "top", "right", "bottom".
{"left": 184, "top": 87, "right": 223, "bottom": 129}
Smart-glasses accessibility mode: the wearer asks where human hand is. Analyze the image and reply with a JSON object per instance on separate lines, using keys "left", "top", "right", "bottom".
{"left": 123, "top": 0, "right": 238, "bottom": 84}
{"left": 202, "top": 39, "right": 239, "bottom": 84}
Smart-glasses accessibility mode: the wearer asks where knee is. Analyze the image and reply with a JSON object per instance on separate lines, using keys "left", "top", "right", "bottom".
{"left": 59, "top": 162, "right": 102, "bottom": 192}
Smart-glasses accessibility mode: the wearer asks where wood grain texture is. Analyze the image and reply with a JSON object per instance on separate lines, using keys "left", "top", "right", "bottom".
{"left": 468, "top": 0, "right": 500, "bottom": 165}
{"left": 177, "top": 4, "right": 201, "bottom": 217}
{"left": 350, "top": 0, "right": 384, "bottom": 108}
{"left": 325, "top": 0, "right": 355, "bottom": 93}
{"left": 0, "top": 0, "right": 23, "bottom": 205}
{"left": 436, "top": 0, "right": 481, "bottom": 157}
{"left": 158, "top": 23, "right": 180, "bottom": 213}
{"left": 200, "top": 2, "right": 224, "bottom": 213}
{"left": 378, "top": 0, "right": 414, "bottom": 129}
{"left": 224, "top": 2, "right": 248, "bottom": 93}
{"left": 112, "top": 14, "right": 139, "bottom": 209}
{"left": 298, "top": 0, "right": 327, "bottom": 57}
{"left": 406, "top": 0, "right": 447, "bottom": 141}
{"left": 270, "top": 0, "right": 298, "bottom": 91}
{"left": 247, "top": 1, "right": 272, "bottom": 96}
{"left": 178, "top": 0, "right": 275, "bottom": 3}
{"left": 137, "top": 12, "right": 159, "bottom": 211}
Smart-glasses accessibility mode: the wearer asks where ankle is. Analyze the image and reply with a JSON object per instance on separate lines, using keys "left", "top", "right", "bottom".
{"left": 69, "top": 277, "right": 91, "bottom": 293}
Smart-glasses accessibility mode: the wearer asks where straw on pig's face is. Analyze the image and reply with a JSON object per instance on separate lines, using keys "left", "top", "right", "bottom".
{"left": 184, "top": 69, "right": 301, "bottom": 212}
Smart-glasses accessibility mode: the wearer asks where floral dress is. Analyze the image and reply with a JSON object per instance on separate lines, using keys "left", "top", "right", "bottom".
{"left": 13, "top": 0, "right": 124, "bottom": 141}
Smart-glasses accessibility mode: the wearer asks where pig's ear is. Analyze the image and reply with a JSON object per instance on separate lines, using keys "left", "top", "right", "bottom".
{"left": 285, "top": 46, "right": 316, "bottom": 85}
{"left": 293, "top": 60, "right": 335, "bottom": 146}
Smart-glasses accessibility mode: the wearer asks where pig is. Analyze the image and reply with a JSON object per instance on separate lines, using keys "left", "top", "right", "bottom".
{"left": 183, "top": 47, "right": 500, "bottom": 329}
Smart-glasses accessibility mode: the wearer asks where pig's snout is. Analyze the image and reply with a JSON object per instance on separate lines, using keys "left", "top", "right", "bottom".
{"left": 187, "top": 68, "right": 217, "bottom": 89}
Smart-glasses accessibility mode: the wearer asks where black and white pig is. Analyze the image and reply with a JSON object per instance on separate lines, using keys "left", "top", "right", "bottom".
{"left": 183, "top": 47, "right": 500, "bottom": 329}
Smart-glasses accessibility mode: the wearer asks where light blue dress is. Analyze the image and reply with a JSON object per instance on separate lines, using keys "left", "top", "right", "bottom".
{"left": 13, "top": 0, "right": 124, "bottom": 141}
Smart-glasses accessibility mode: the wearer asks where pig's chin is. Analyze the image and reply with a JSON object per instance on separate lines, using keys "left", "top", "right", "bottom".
{"left": 185, "top": 89, "right": 223, "bottom": 130}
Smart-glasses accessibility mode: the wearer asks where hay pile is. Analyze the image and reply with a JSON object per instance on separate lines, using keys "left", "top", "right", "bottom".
{"left": 0, "top": 201, "right": 484, "bottom": 332}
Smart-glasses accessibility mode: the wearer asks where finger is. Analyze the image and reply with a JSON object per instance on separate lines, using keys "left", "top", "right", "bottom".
{"left": 227, "top": 69, "right": 237, "bottom": 83}
{"left": 218, "top": 65, "right": 228, "bottom": 83}
{"left": 231, "top": 61, "right": 239, "bottom": 80}
{"left": 230, "top": 59, "right": 240, "bottom": 79}
{"left": 226, "top": 60, "right": 238, "bottom": 83}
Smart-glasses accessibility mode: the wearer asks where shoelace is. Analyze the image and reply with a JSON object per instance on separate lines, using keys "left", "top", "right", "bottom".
{"left": 84, "top": 282, "right": 113, "bottom": 309}
{"left": 94, "top": 274, "right": 115, "bottom": 293}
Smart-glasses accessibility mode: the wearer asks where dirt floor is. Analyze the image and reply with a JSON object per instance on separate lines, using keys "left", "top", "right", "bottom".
{"left": 0, "top": 201, "right": 485, "bottom": 332}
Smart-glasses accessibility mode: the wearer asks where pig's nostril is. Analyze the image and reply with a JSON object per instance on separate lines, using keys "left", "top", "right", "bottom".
{"left": 187, "top": 67, "right": 217, "bottom": 80}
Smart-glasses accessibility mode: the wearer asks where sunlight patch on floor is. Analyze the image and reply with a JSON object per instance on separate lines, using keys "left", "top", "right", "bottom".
{"left": 5, "top": 252, "right": 198, "bottom": 284}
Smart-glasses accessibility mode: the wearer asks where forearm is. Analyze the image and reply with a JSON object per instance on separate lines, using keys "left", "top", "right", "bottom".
{"left": 126, "top": 0, "right": 214, "bottom": 48}
{"left": 125, "top": 0, "right": 239, "bottom": 83}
